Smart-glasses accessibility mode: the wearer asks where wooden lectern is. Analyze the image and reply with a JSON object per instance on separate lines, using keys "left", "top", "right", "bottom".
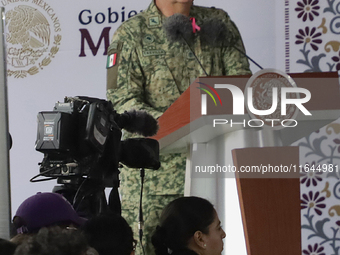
{"left": 152, "top": 71, "right": 340, "bottom": 255}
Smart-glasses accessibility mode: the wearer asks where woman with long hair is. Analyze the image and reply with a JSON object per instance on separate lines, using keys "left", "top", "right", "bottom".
{"left": 152, "top": 196, "right": 226, "bottom": 255}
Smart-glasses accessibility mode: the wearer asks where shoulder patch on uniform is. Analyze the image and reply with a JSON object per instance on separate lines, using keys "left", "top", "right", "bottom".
{"left": 107, "top": 41, "right": 123, "bottom": 52}
{"left": 106, "top": 41, "right": 123, "bottom": 69}
{"left": 108, "top": 42, "right": 118, "bottom": 51}
{"left": 107, "top": 53, "right": 117, "bottom": 68}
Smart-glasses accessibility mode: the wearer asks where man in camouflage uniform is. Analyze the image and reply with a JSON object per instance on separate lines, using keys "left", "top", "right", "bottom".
{"left": 106, "top": 1, "right": 251, "bottom": 255}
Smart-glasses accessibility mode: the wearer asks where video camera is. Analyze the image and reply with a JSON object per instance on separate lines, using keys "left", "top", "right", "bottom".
{"left": 33, "top": 96, "right": 160, "bottom": 216}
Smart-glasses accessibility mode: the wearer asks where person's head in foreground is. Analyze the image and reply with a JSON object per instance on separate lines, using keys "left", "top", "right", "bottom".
{"left": 12, "top": 192, "right": 85, "bottom": 236}
{"left": 13, "top": 226, "right": 96, "bottom": 255}
{"left": 0, "top": 238, "right": 17, "bottom": 255}
{"left": 81, "top": 212, "right": 136, "bottom": 255}
{"left": 152, "top": 196, "right": 226, "bottom": 255}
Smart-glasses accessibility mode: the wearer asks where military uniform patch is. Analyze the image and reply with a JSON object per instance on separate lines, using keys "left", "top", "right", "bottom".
{"left": 107, "top": 53, "right": 117, "bottom": 68}
{"left": 148, "top": 16, "right": 160, "bottom": 27}
{"left": 108, "top": 42, "right": 119, "bottom": 51}
{"left": 143, "top": 34, "right": 155, "bottom": 44}
{"left": 106, "top": 41, "right": 123, "bottom": 90}
{"left": 142, "top": 49, "right": 165, "bottom": 56}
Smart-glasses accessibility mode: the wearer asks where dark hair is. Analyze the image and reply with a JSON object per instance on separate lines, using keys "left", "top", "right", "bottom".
{"left": 0, "top": 238, "right": 17, "bottom": 255}
{"left": 81, "top": 212, "right": 135, "bottom": 255}
{"left": 151, "top": 196, "right": 215, "bottom": 255}
{"left": 14, "top": 226, "right": 88, "bottom": 255}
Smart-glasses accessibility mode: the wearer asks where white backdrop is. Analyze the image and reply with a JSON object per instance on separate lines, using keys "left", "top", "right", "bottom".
{"left": 5, "top": 0, "right": 279, "bottom": 217}
{"left": 5, "top": 0, "right": 319, "bottom": 254}
{"left": 4, "top": 0, "right": 339, "bottom": 253}
{"left": 2, "top": 0, "right": 281, "bottom": 252}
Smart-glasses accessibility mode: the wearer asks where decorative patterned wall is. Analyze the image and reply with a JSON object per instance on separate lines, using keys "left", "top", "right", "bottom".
{"left": 287, "top": 1, "right": 340, "bottom": 254}
{"left": 293, "top": 122, "right": 340, "bottom": 255}
{"left": 286, "top": 0, "right": 340, "bottom": 73}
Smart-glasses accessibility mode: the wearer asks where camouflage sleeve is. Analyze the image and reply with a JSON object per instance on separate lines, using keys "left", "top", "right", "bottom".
{"left": 221, "top": 13, "right": 252, "bottom": 76}
{"left": 106, "top": 24, "right": 163, "bottom": 119}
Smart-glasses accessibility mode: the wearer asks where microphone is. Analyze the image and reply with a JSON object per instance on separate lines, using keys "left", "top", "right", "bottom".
{"left": 163, "top": 14, "right": 263, "bottom": 71}
{"left": 200, "top": 17, "right": 234, "bottom": 48}
{"left": 163, "top": 13, "right": 194, "bottom": 45}
{"left": 114, "top": 110, "right": 159, "bottom": 137}
{"left": 199, "top": 18, "right": 264, "bottom": 70}
{"left": 163, "top": 14, "right": 208, "bottom": 76}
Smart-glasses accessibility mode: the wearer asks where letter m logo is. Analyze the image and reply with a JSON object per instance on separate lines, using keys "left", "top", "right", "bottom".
{"left": 79, "top": 27, "right": 111, "bottom": 57}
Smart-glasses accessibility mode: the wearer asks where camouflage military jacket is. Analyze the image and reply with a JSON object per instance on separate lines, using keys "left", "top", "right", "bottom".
{"left": 107, "top": 1, "right": 251, "bottom": 118}
{"left": 106, "top": 1, "right": 251, "bottom": 196}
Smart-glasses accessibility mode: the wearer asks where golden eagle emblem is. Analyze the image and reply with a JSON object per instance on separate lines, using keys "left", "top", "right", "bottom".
{"left": 6, "top": 5, "right": 50, "bottom": 49}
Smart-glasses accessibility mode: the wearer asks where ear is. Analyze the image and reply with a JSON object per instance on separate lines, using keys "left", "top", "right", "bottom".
{"left": 193, "top": 230, "right": 207, "bottom": 249}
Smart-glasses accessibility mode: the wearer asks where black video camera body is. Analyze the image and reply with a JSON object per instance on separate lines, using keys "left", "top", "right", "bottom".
{"left": 35, "top": 96, "right": 160, "bottom": 186}
{"left": 35, "top": 97, "right": 122, "bottom": 184}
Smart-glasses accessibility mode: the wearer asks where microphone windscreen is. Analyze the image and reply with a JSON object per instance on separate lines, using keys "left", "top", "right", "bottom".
{"left": 163, "top": 13, "right": 194, "bottom": 44}
{"left": 200, "top": 18, "right": 234, "bottom": 47}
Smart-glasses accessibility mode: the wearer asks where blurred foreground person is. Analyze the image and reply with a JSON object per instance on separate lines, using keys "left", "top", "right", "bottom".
{"left": 11, "top": 192, "right": 86, "bottom": 245}
{"left": 14, "top": 226, "right": 98, "bottom": 255}
{"left": 0, "top": 238, "right": 17, "bottom": 255}
{"left": 152, "top": 196, "right": 226, "bottom": 255}
{"left": 82, "top": 212, "right": 136, "bottom": 255}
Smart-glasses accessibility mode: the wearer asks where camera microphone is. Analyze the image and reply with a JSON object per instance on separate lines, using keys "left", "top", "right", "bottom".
{"left": 114, "top": 110, "right": 159, "bottom": 137}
